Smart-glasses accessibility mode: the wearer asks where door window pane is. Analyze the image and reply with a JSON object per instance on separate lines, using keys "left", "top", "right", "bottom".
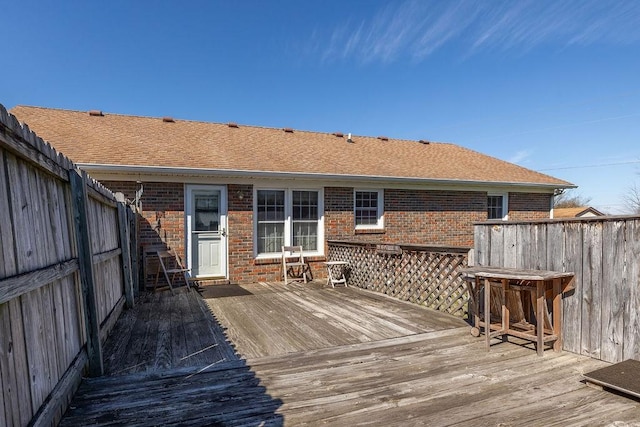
{"left": 195, "top": 194, "right": 219, "bottom": 231}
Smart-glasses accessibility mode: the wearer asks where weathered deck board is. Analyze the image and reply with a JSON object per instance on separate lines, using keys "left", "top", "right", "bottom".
{"left": 62, "top": 281, "right": 640, "bottom": 426}
{"left": 205, "top": 281, "right": 466, "bottom": 359}
{"left": 101, "top": 289, "right": 239, "bottom": 375}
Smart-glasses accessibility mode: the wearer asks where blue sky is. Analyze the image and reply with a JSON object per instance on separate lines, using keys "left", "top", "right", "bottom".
{"left": 2, "top": 1, "right": 640, "bottom": 213}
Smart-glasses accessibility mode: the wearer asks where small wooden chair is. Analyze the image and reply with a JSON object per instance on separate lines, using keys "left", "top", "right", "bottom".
{"left": 282, "top": 245, "right": 311, "bottom": 285}
{"left": 155, "top": 249, "right": 192, "bottom": 294}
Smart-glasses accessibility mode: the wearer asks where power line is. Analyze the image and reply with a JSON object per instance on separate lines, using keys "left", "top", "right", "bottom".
{"left": 475, "top": 112, "right": 640, "bottom": 142}
{"left": 539, "top": 160, "right": 640, "bottom": 171}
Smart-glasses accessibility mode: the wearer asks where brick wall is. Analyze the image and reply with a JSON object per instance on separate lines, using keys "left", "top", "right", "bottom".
{"left": 227, "top": 184, "right": 257, "bottom": 281}
{"left": 102, "top": 180, "right": 185, "bottom": 255}
{"left": 325, "top": 188, "right": 487, "bottom": 247}
{"left": 508, "top": 192, "right": 552, "bottom": 221}
{"left": 101, "top": 180, "right": 553, "bottom": 285}
{"left": 325, "top": 188, "right": 552, "bottom": 247}
{"left": 385, "top": 189, "right": 487, "bottom": 247}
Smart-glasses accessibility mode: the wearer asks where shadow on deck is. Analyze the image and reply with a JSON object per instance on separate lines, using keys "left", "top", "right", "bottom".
{"left": 60, "top": 281, "right": 640, "bottom": 426}
{"left": 61, "top": 285, "right": 285, "bottom": 425}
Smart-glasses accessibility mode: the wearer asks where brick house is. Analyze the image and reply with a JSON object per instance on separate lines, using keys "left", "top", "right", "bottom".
{"left": 11, "top": 106, "right": 573, "bottom": 284}
{"left": 553, "top": 206, "right": 604, "bottom": 218}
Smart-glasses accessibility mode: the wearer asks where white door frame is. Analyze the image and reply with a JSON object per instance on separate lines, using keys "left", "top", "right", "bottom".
{"left": 185, "top": 184, "right": 228, "bottom": 278}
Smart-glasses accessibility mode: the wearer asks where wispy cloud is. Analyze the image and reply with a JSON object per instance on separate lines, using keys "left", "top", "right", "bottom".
{"left": 313, "top": 0, "right": 640, "bottom": 64}
{"left": 508, "top": 149, "right": 533, "bottom": 165}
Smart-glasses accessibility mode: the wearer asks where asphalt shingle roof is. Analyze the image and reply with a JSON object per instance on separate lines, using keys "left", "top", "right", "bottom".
{"left": 10, "top": 105, "right": 573, "bottom": 187}
{"left": 554, "top": 206, "right": 604, "bottom": 217}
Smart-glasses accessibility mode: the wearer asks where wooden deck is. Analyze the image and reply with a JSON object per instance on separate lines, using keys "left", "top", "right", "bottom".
{"left": 60, "top": 281, "right": 640, "bottom": 426}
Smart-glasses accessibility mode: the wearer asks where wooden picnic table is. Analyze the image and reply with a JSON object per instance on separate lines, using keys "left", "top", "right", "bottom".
{"left": 461, "top": 266, "right": 575, "bottom": 356}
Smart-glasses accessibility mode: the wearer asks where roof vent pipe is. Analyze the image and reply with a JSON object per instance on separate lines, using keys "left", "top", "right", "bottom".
{"left": 347, "top": 133, "right": 353, "bottom": 143}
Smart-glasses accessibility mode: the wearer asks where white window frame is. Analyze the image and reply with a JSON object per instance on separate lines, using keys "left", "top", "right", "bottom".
{"left": 254, "top": 187, "right": 325, "bottom": 259}
{"left": 487, "top": 192, "right": 508, "bottom": 220}
{"left": 354, "top": 189, "right": 384, "bottom": 230}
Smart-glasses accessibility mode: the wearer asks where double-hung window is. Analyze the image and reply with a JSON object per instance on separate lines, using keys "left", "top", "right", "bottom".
{"left": 292, "top": 190, "right": 319, "bottom": 250}
{"left": 487, "top": 193, "right": 508, "bottom": 220}
{"left": 256, "top": 190, "right": 285, "bottom": 254}
{"left": 355, "top": 189, "right": 384, "bottom": 229}
{"left": 256, "top": 188, "right": 323, "bottom": 257}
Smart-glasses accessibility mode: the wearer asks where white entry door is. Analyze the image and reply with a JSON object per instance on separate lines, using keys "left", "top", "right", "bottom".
{"left": 186, "top": 185, "right": 227, "bottom": 278}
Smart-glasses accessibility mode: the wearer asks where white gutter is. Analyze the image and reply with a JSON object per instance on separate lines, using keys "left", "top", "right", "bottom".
{"left": 76, "top": 163, "right": 576, "bottom": 190}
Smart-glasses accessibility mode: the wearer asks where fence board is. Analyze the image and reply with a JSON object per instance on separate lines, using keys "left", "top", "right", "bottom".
{"left": 6, "top": 152, "right": 33, "bottom": 274}
{"left": 474, "top": 225, "right": 488, "bottom": 266}
{"left": 44, "top": 175, "right": 67, "bottom": 262}
{"left": 624, "top": 220, "right": 640, "bottom": 360}
{"left": 531, "top": 223, "right": 547, "bottom": 270}
{"left": 563, "top": 222, "right": 583, "bottom": 355}
{"left": 601, "top": 221, "right": 625, "bottom": 362}
{"left": 61, "top": 274, "right": 84, "bottom": 364}
{"left": 42, "top": 284, "right": 61, "bottom": 394}
{"left": 515, "top": 223, "right": 529, "bottom": 269}
{"left": 28, "top": 163, "right": 49, "bottom": 268}
{"left": 503, "top": 225, "right": 517, "bottom": 268}
{"left": 546, "top": 222, "right": 564, "bottom": 272}
{"left": 57, "top": 181, "right": 75, "bottom": 260}
{"left": 581, "top": 221, "right": 603, "bottom": 359}
{"left": 0, "top": 342, "right": 4, "bottom": 427}
{"left": 21, "top": 289, "right": 50, "bottom": 414}
{"left": 0, "top": 151, "right": 17, "bottom": 279}
{"left": 51, "top": 279, "right": 67, "bottom": 375}
{"left": 0, "top": 302, "right": 20, "bottom": 425}
{"left": 489, "top": 224, "right": 504, "bottom": 266}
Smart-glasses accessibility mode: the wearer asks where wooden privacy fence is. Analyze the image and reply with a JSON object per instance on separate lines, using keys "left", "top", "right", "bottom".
{"left": 474, "top": 217, "right": 640, "bottom": 363}
{"left": 327, "top": 241, "right": 471, "bottom": 317}
{"left": 0, "top": 104, "right": 137, "bottom": 426}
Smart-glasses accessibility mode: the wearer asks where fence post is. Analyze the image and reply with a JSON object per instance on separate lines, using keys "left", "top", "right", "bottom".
{"left": 69, "top": 169, "right": 104, "bottom": 377}
{"left": 115, "top": 193, "right": 135, "bottom": 308}
{"left": 128, "top": 207, "right": 140, "bottom": 296}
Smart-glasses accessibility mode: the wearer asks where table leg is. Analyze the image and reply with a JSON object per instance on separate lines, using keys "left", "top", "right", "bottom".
{"left": 553, "top": 278, "right": 562, "bottom": 352}
{"left": 536, "top": 281, "right": 544, "bottom": 356}
{"left": 485, "top": 277, "right": 491, "bottom": 351}
{"left": 501, "top": 279, "right": 509, "bottom": 343}
{"left": 465, "top": 278, "right": 481, "bottom": 336}
{"left": 326, "top": 265, "right": 335, "bottom": 287}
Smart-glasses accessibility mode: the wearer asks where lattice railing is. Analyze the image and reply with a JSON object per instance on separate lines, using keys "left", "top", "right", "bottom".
{"left": 328, "top": 241, "right": 471, "bottom": 318}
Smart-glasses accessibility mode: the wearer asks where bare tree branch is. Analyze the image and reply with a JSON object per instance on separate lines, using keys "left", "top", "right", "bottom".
{"left": 622, "top": 182, "right": 640, "bottom": 214}
{"left": 553, "top": 189, "right": 592, "bottom": 208}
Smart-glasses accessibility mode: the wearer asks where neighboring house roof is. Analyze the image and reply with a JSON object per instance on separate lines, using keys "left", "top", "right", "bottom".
{"left": 554, "top": 206, "right": 605, "bottom": 218}
{"left": 10, "top": 105, "right": 573, "bottom": 189}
